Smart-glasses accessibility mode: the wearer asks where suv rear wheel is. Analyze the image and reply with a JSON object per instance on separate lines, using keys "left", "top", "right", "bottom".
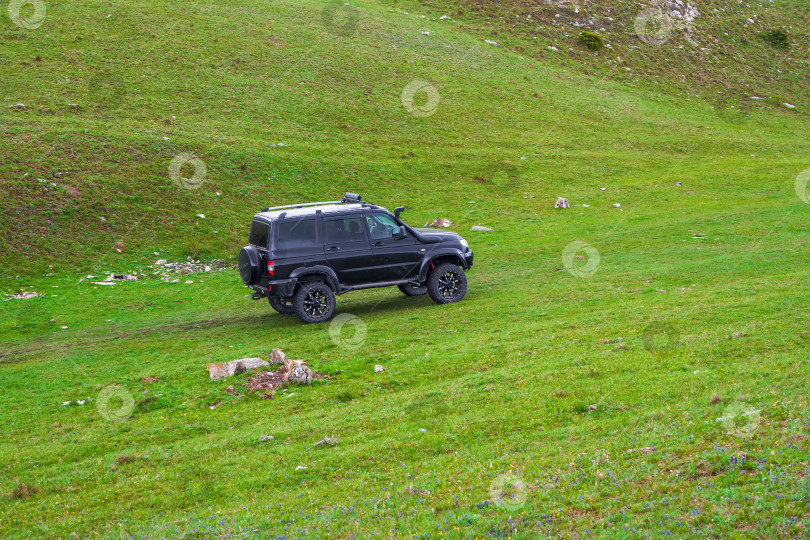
{"left": 293, "top": 282, "right": 336, "bottom": 324}
{"left": 398, "top": 283, "right": 427, "bottom": 296}
{"left": 427, "top": 263, "right": 467, "bottom": 304}
{"left": 268, "top": 296, "right": 295, "bottom": 314}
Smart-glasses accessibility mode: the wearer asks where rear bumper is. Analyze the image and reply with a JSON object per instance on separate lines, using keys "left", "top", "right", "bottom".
{"left": 251, "top": 278, "right": 296, "bottom": 298}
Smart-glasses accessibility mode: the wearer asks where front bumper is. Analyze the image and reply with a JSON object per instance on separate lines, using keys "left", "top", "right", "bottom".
{"left": 464, "top": 249, "right": 474, "bottom": 269}
{"left": 250, "top": 278, "right": 296, "bottom": 298}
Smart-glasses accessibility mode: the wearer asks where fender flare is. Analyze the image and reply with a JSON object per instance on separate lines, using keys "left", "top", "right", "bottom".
{"left": 417, "top": 249, "right": 468, "bottom": 282}
{"left": 289, "top": 265, "right": 340, "bottom": 292}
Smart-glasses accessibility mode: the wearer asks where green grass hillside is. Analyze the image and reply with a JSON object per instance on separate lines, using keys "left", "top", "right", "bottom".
{"left": 1, "top": 0, "right": 809, "bottom": 538}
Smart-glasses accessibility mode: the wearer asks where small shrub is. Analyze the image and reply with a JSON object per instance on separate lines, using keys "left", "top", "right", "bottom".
{"left": 9, "top": 484, "right": 38, "bottom": 499}
{"left": 758, "top": 29, "right": 789, "bottom": 49}
{"left": 577, "top": 31, "right": 604, "bottom": 51}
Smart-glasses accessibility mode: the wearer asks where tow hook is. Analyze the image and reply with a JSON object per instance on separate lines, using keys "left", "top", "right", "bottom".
{"left": 251, "top": 292, "right": 265, "bottom": 300}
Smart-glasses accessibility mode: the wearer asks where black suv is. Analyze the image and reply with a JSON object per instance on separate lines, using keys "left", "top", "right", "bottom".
{"left": 238, "top": 193, "right": 474, "bottom": 323}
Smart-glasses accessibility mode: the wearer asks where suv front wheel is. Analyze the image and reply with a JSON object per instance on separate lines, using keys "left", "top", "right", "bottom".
{"left": 293, "top": 282, "right": 336, "bottom": 324}
{"left": 427, "top": 263, "right": 468, "bottom": 304}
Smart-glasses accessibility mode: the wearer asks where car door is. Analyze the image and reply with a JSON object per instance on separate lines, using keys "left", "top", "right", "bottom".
{"left": 365, "top": 213, "right": 420, "bottom": 281}
{"left": 323, "top": 214, "right": 374, "bottom": 285}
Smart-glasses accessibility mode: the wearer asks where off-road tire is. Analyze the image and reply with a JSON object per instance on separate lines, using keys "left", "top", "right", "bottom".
{"left": 238, "top": 246, "right": 261, "bottom": 285}
{"left": 268, "top": 296, "right": 296, "bottom": 314}
{"left": 398, "top": 283, "right": 428, "bottom": 296}
{"left": 293, "top": 282, "right": 336, "bottom": 324}
{"left": 427, "top": 263, "right": 467, "bottom": 304}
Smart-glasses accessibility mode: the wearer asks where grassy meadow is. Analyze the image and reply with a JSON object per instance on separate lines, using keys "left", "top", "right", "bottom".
{"left": 1, "top": 0, "right": 808, "bottom": 538}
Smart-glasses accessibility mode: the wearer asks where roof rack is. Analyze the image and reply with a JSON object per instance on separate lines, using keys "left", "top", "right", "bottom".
{"left": 264, "top": 193, "right": 368, "bottom": 212}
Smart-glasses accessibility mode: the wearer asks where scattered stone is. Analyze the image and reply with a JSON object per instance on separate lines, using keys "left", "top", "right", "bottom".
{"left": 295, "top": 465, "right": 306, "bottom": 471}
{"left": 588, "top": 404, "right": 598, "bottom": 412}
{"left": 8, "top": 103, "right": 28, "bottom": 110}
{"left": 284, "top": 357, "right": 313, "bottom": 385}
{"left": 269, "top": 348, "right": 287, "bottom": 365}
{"left": 548, "top": 45, "right": 559, "bottom": 51}
{"left": 470, "top": 226, "right": 493, "bottom": 231}
{"left": 374, "top": 364, "right": 385, "bottom": 373}
{"left": 196, "top": 214, "right": 205, "bottom": 219}
{"left": 784, "top": 103, "right": 796, "bottom": 109}
{"left": 142, "top": 376, "right": 157, "bottom": 384}
{"left": 313, "top": 436, "right": 338, "bottom": 447}
{"left": 598, "top": 337, "right": 623, "bottom": 344}
{"left": 207, "top": 357, "right": 270, "bottom": 381}
{"left": 612, "top": 203, "right": 621, "bottom": 208}
{"left": 674, "top": 182, "right": 682, "bottom": 186}
{"left": 6, "top": 291, "right": 41, "bottom": 300}
{"left": 484, "top": 39, "right": 499, "bottom": 46}
{"left": 424, "top": 218, "right": 453, "bottom": 228}
{"left": 260, "top": 435, "right": 275, "bottom": 442}
{"left": 555, "top": 197, "right": 570, "bottom": 209}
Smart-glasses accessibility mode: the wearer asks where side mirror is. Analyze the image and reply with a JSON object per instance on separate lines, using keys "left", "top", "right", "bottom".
{"left": 393, "top": 226, "right": 406, "bottom": 239}
{"left": 394, "top": 206, "right": 405, "bottom": 219}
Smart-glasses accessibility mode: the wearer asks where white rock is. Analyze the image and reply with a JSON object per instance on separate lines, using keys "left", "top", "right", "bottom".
{"left": 470, "top": 226, "right": 493, "bottom": 231}
{"left": 555, "top": 197, "right": 570, "bottom": 209}
{"left": 485, "top": 39, "right": 499, "bottom": 46}
{"left": 374, "top": 365, "right": 385, "bottom": 373}
{"left": 613, "top": 203, "right": 621, "bottom": 208}
{"left": 196, "top": 214, "right": 205, "bottom": 219}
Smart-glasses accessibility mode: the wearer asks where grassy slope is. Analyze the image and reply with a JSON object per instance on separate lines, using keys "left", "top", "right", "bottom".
{"left": 1, "top": 0, "right": 809, "bottom": 538}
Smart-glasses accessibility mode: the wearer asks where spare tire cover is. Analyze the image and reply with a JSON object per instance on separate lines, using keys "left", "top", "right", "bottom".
{"left": 238, "top": 246, "right": 261, "bottom": 285}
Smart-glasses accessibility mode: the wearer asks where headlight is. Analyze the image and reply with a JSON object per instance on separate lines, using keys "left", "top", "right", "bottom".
{"left": 460, "top": 238, "right": 468, "bottom": 249}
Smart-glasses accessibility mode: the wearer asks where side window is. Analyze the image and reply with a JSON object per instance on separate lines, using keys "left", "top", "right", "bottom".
{"left": 366, "top": 214, "right": 399, "bottom": 240}
{"left": 276, "top": 219, "right": 318, "bottom": 248}
{"left": 248, "top": 220, "right": 270, "bottom": 248}
{"left": 325, "top": 216, "right": 366, "bottom": 244}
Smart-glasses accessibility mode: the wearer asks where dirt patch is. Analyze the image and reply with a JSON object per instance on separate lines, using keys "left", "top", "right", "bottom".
{"left": 244, "top": 366, "right": 327, "bottom": 398}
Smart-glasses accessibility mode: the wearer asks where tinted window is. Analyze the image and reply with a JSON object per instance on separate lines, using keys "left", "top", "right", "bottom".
{"left": 325, "top": 216, "right": 366, "bottom": 244}
{"left": 366, "top": 214, "right": 400, "bottom": 239}
{"left": 276, "top": 219, "right": 318, "bottom": 248}
{"left": 248, "top": 220, "right": 270, "bottom": 248}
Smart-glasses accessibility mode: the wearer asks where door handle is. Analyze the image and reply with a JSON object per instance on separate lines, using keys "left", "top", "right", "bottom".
{"left": 374, "top": 241, "right": 384, "bottom": 246}
{"left": 327, "top": 246, "right": 340, "bottom": 252}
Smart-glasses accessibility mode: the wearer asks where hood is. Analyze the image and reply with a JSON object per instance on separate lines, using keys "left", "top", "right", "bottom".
{"left": 412, "top": 228, "right": 464, "bottom": 243}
